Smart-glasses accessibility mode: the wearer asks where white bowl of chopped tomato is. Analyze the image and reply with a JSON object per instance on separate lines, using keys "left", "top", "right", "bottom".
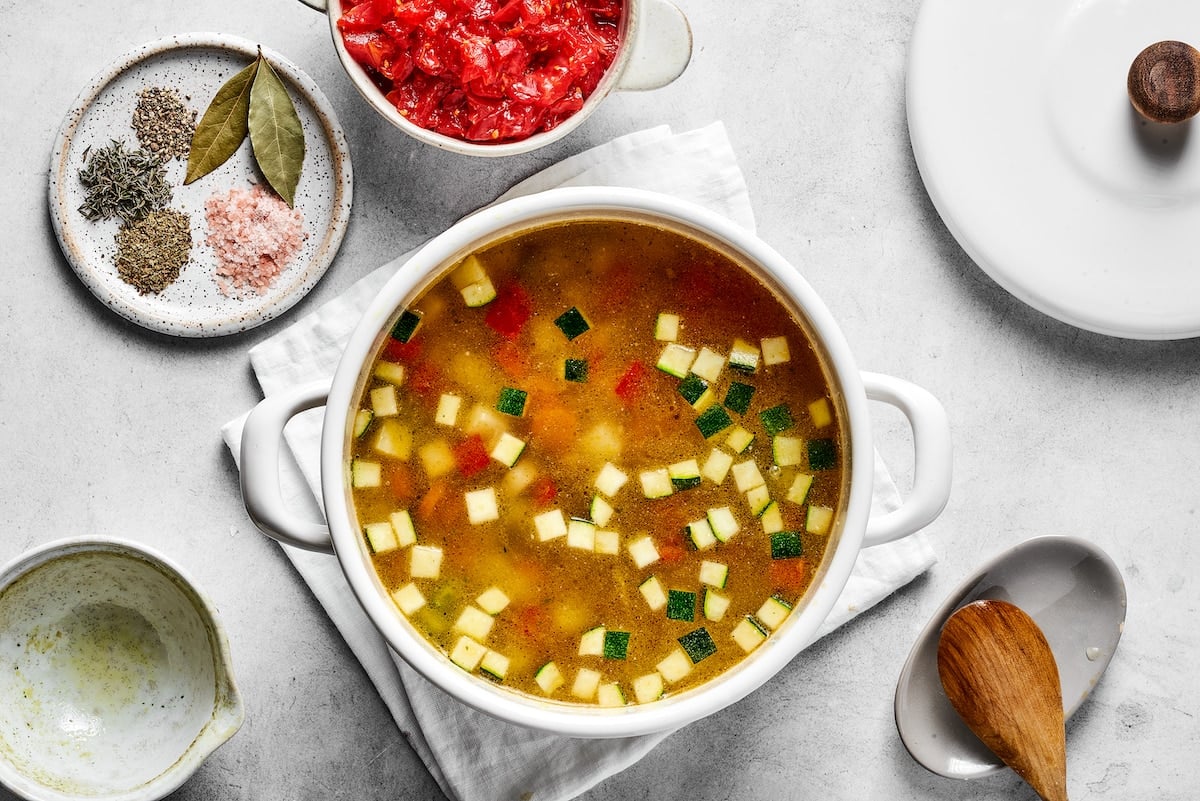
{"left": 307, "top": 0, "right": 692, "bottom": 154}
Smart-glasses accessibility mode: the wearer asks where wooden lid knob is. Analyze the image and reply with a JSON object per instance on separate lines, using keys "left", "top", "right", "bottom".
{"left": 1128, "top": 40, "right": 1200, "bottom": 124}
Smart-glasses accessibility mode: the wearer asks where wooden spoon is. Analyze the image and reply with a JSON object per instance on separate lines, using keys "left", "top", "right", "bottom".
{"left": 936, "top": 599, "right": 1068, "bottom": 801}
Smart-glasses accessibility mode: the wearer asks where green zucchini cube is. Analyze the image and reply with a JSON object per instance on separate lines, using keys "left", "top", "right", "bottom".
{"left": 390, "top": 309, "right": 423, "bottom": 343}
{"left": 770, "top": 530, "right": 804, "bottom": 560}
{"left": 759, "top": 404, "right": 794, "bottom": 435}
{"left": 496, "top": 387, "right": 528, "bottom": 417}
{"left": 554, "top": 307, "right": 591, "bottom": 340}
{"left": 695, "top": 405, "right": 733, "bottom": 439}
{"left": 603, "top": 630, "right": 631, "bottom": 660}
{"left": 564, "top": 358, "right": 589, "bottom": 383}
{"left": 666, "top": 589, "right": 696, "bottom": 622}
{"left": 724, "top": 381, "right": 756, "bottom": 415}
{"left": 677, "top": 373, "right": 709, "bottom": 405}
{"left": 678, "top": 627, "right": 718, "bottom": 663}
{"left": 808, "top": 438, "right": 837, "bottom": 470}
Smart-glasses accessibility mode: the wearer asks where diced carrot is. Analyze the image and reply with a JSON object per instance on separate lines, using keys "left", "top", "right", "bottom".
{"left": 385, "top": 463, "right": 416, "bottom": 503}
{"left": 658, "top": 539, "right": 686, "bottom": 565}
{"left": 530, "top": 404, "right": 577, "bottom": 453}
{"left": 454, "top": 433, "right": 490, "bottom": 478}
{"left": 493, "top": 339, "right": 530, "bottom": 379}
{"left": 770, "top": 558, "right": 810, "bottom": 595}
{"left": 416, "top": 479, "right": 449, "bottom": 522}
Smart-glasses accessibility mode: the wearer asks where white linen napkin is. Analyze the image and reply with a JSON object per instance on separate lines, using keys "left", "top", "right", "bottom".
{"left": 220, "top": 122, "right": 938, "bottom": 801}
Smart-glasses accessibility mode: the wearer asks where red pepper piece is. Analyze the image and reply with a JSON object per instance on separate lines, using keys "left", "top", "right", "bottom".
{"left": 614, "top": 360, "right": 648, "bottom": 402}
{"left": 485, "top": 283, "right": 533, "bottom": 339}
{"left": 454, "top": 433, "right": 491, "bottom": 478}
{"left": 383, "top": 337, "right": 422, "bottom": 363}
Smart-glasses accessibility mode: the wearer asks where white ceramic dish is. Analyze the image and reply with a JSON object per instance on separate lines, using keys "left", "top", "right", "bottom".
{"left": 238, "top": 186, "right": 954, "bottom": 738}
{"left": 48, "top": 33, "right": 353, "bottom": 337}
{"left": 908, "top": 0, "right": 1200, "bottom": 339}
{"left": 0, "top": 538, "right": 244, "bottom": 801}
{"left": 894, "top": 535, "right": 1126, "bottom": 779}
{"left": 299, "top": 0, "right": 691, "bottom": 156}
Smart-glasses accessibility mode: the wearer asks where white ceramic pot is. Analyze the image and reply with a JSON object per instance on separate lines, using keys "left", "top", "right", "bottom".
{"left": 239, "top": 186, "right": 953, "bottom": 737}
{"left": 0, "top": 538, "right": 244, "bottom": 801}
{"left": 298, "top": 0, "right": 692, "bottom": 156}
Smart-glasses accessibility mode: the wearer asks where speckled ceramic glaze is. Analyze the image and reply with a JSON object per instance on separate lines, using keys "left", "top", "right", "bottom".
{"left": 0, "top": 539, "right": 244, "bottom": 801}
{"left": 48, "top": 33, "right": 353, "bottom": 337}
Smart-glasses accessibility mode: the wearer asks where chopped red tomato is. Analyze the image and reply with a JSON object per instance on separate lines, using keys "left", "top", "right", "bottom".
{"left": 453, "top": 433, "right": 491, "bottom": 477}
{"left": 383, "top": 336, "right": 422, "bottom": 363}
{"left": 614, "top": 360, "right": 648, "bottom": 402}
{"left": 406, "top": 361, "right": 443, "bottom": 400}
{"left": 485, "top": 283, "right": 533, "bottom": 339}
{"left": 770, "top": 558, "right": 810, "bottom": 595}
{"left": 530, "top": 476, "right": 558, "bottom": 507}
{"left": 658, "top": 539, "right": 686, "bottom": 565}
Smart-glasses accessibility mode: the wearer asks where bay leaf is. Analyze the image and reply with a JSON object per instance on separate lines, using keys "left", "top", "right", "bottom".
{"left": 248, "top": 53, "right": 305, "bottom": 207}
{"left": 184, "top": 59, "right": 258, "bottom": 185}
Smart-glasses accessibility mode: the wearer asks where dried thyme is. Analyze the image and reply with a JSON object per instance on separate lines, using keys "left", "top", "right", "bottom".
{"left": 114, "top": 208, "right": 192, "bottom": 294}
{"left": 132, "top": 86, "right": 197, "bottom": 161}
{"left": 78, "top": 140, "right": 172, "bottom": 224}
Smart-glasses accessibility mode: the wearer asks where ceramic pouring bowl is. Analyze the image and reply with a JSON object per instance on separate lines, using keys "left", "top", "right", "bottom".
{"left": 0, "top": 539, "right": 244, "bottom": 801}
{"left": 298, "top": 0, "right": 693, "bottom": 156}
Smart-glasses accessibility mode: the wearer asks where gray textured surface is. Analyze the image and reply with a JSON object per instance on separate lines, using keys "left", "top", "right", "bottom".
{"left": 2, "top": 0, "right": 1198, "bottom": 799}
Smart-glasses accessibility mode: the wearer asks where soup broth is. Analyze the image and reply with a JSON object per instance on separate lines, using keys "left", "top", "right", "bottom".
{"left": 348, "top": 217, "right": 847, "bottom": 707}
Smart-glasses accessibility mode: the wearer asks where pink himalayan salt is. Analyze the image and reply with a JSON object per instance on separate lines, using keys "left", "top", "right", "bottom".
{"left": 204, "top": 185, "right": 307, "bottom": 298}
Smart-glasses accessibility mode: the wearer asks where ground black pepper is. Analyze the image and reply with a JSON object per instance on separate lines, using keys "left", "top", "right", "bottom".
{"left": 114, "top": 208, "right": 192, "bottom": 294}
{"left": 132, "top": 86, "right": 196, "bottom": 161}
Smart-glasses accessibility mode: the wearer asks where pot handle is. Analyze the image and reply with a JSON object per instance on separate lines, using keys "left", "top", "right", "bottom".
{"left": 860, "top": 372, "right": 953, "bottom": 548}
{"left": 240, "top": 380, "right": 336, "bottom": 554}
{"left": 616, "top": 0, "right": 692, "bottom": 91}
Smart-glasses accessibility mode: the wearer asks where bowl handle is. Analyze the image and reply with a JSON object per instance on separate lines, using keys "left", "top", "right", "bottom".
{"left": 616, "top": 0, "right": 693, "bottom": 91}
{"left": 296, "top": 0, "right": 327, "bottom": 11}
{"left": 240, "top": 380, "right": 335, "bottom": 554}
{"left": 860, "top": 372, "right": 953, "bottom": 547}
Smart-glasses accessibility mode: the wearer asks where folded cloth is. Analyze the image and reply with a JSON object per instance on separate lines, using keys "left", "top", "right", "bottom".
{"left": 221, "top": 122, "right": 938, "bottom": 801}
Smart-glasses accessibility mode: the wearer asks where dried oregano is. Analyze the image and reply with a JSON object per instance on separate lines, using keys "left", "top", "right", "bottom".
{"left": 114, "top": 208, "right": 192, "bottom": 294}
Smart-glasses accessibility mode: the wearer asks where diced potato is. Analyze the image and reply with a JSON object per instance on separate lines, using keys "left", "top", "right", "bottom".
{"left": 732, "top": 460, "right": 766, "bottom": 492}
{"left": 410, "top": 545, "right": 443, "bottom": 579}
{"left": 580, "top": 423, "right": 624, "bottom": 463}
{"left": 701, "top": 449, "right": 734, "bottom": 484}
{"left": 632, "top": 673, "right": 665, "bottom": 704}
{"left": 351, "top": 459, "right": 381, "bottom": 488}
{"left": 533, "top": 509, "right": 567, "bottom": 541}
{"left": 807, "top": 505, "right": 834, "bottom": 535}
{"left": 639, "top": 576, "right": 668, "bottom": 611}
{"left": 370, "top": 385, "right": 399, "bottom": 417}
{"left": 656, "top": 648, "right": 693, "bottom": 683}
{"left": 503, "top": 461, "right": 538, "bottom": 495}
{"left": 418, "top": 439, "right": 455, "bottom": 479}
{"left": 373, "top": 420, "right": 413, "bottom": 459}
{"left": 374, "top": 361, "right": 406, "bottom": 386}
{"left": 390, "top": 583, "right": 425, "bottom": 615}
{"left": 808, "top": 397, "right": 834, "bottom": 428}
{"left": 476, "top": 587, "right": 510, "bottom": 615}
{"left": 773, "top": 435, "right": 805, "bottom": 467}
{"left": 691, "top": 347, "right": 726, "bottom": 383}
{"left": 450, "top": 636, "right": 487, "bottom": 670}
{"left": 761, "top": 336, "right": 791, "bottom": 366}
{"left": 454, "top": 606, "right": 495, "bottom": 640}
{"left": 628, "top": 535, "right": 660, "bottom": 569}
{"left": 572, "top": 668, "right": 602, "bottom": 700}
{"left": 594, "top": 530, "right": 620, "bottom": 555}
{"left": 465, "top": 488, "right": 500, "bottom": 525}
{"left": 595, "top": 462, "right": 629, "bottom": 497}
{"left": 435, "top": 394, "right": 462, "bottom": 426}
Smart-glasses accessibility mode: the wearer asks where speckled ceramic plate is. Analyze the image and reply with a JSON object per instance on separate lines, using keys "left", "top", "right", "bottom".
{"left": 908, "top": 0, "right": 1200, "bottom": 339}
{"left": 48, "top": 33, "right": 353, "bottom": 337}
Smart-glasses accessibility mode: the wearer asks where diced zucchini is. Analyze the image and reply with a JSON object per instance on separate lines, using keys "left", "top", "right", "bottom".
{"left": 807, "top": 505, "right": 835, "bottom": 535}
{"left": 597, "top": 682, "right": 627, "bottom": 707}
{"left": 533, "top": 508, "right": 567, "bottom": 541}
{"left": 417, "top": 439, "right": 454, "bottom": 479}
{"left": 353, "top": 409, "right": 373, "bottom": 438}
{"left": 703, "top": 588, "right": 731, "bottom": 621}
{"left": 725, "top": 426, "right": 754, "bottom": 454}
{"left": 639, "top": 468, "right": 673, "bottom": 499}
{"left": 364, "top": 521, "right": 398, "bottom": 553}
{"left": 567, "top": 518, "right": 597, "bottom": 550}
{"left": 655, "top": 343, "right": 696, "bottom": 378}
{"left": 731, "top": 617, "right": 768, "bottom": 652}
{"left": 666, "top": 589, "right": 696, "bottom": 622}
{"left": 495, "top": 387, "right": 527, "bottom": 417}
{"left": 435, "top": 394, "right": 462, "bottom": 426}
{"left": 808, "top": 397, "right": 834, "bottom": 428}
{"left": 701, "top": 449, "right": 734, "bottom": 484}
{"left": 579, "top": 626, "right": 606, "bottom": 656}
{"left": 773, "top": 435, "right": 805, "bottom": 467}
{"left": 454, "top": 605, "right": 495, "bottom": 640}
{"left": 691, "top": 347, "right": 726, "bottom": 382}
{"left": 465, "top": 487, "right": 499, "bottom": 525}
{"left": 678, "top": 627, "right": 718, "bottom": 663}
{"left": 724, "top": 381, "right": 756, "bottom": 415}
{"left": 677, "top": 373, "right": 709, "bottom": 405}
{"left": 760, "top": 501, "right": 784, "bottom": 534}
{"left": 669, "top": 459, "right": 702, "bottom": 491}
{"left": 564, "top": 358, "right": 589, "bottom": 383}
{"left": 370, "top": 385, "right": 399, "bottom": 417}
{"left": 490, "top": 432, "right": 527, "bottom": 467}
{"left": 572, "top": 668, "right": 602, "bottom": 700}
{"left": 594, "top": 530, "right": 620, "bottom": 555}
{"left": 590, "top": 495, "right": 615, "bottom": 527}
{"left": 554, "top": 307, "right": 591, "bottom": 340}
{"left": 603, "top": 630, "right": 631, "bottom": 660}
{"left": 476, "top": 586, "right": 509, "bottom": 615}
{"left": 534, "top": 662, "right": 564, "bottom": 694}
{"left": 389, "top": 510, "right": 417, "bottom": 548}
{"left": 461, "top": 278, "right": 497, "bottom": 307}
{"left": 632, "top": 673, "right": 665, "bottom": 704}
{"left": 480, "top": 650, "right": 509, "bottom": 680}
{"left": 707, "top": 506, "right": 740, "bottom": 542}
{"left": 450, "top": 636, "right": 488, "bottom": 670}
{"left": 639, "top": 576, "right": 668, "bottom": 610}
{"left": 760, "top": 336, "right": 790, "bottom": 365}
{"left": 808, "top": 438, "right": 838, "bottom": 470}
{"left": 756, "top": 595, "right": 793, "bottom": 630}
{"left": 690, "top": 386, "right": 718, "bottom": 413}
{"left": 463, "top": 404, "right": 506, "bottom": 443}
{"left": 628, "top": 535, "right": 660, "bottom": 569}
{"left": 390, "top": 309, "right": 423, "bottom": 343}
{"left": 732, "top": 460, "right": 766, "bottom": 492}
{"left": 373, "top": 420, "right": 413, "bottom": 459}
{"left": 351, "top": 459, "right": 381, "bottom": 488}
{"left": 390, "top": 583, "right": 425, "bottom": 615}
{"left": 451, "top": 254, "right": 489, "bottom": 289}
{"left": 786, "top": 473, "right": 815, "bottom": 505}
{"left": 729, "top": 338, "right": 760, "bottom": 373}
{"left": 410, "top": 545, "right": 443, "bottom": 578}
{"left": 699, "top": 560, "right": 728, "bottom": 588}
{"left": 759, "top": 404, "right": 794, "bottom": 435}
{"left": 656, "top": 648, "right": 693, "bottom": 683}
{"left": 595, "top": 462, "right": 629, "bottom": 497}
{"left": 770, "top": 531, "right": 804, "bottom": 560}
{"left": 746, "top": 485, "right": 772, "bottom": 516}
{"left": 695, "top": 405, "right": 733, "bottom": 439}
{"left": 686, "top": 518, "right": 716, "bottom": 550}
{"left": 374, "top": 361, "right": 406, "bottom": 386}
{"left": 654, "top": 312, "right": 681, "bottom": 341}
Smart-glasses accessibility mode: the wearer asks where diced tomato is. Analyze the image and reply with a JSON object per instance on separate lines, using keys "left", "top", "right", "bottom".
{"left": 383, "top": 336, "right": 422, "bottom": 363}
{"left": 770, "top": 558, "right": 810, "bottom": 595}
{"left": 485, "top": 283, "right": 533, "bottom": 339}
{"left": 658, "top": 539, "right": 686, "bottom": 565}
{"left": 614, "top": 360, "right": 648, "bottom": 402}
{"left": 406, "top": 361, "right": 443, "bottom": 399}
{"left": 530, "top": 476, "right": 558, "bottom": 507}
{"left": 454, "top": 433, "right": 490, "bottom": 477}
{"left": 518, "top": 603, "right": 549, "bottom": 638}
{"left": 337, "top": 0, "right": 392, "bottom": 33}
